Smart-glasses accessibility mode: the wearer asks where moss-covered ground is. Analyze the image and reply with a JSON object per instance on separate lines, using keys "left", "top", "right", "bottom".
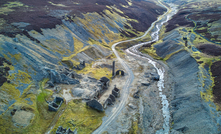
{"left": 0, "top": 78, "right": 59, "bottom": 133}
{"left": 51, "top": 100, "right": 105, "bottom": 134}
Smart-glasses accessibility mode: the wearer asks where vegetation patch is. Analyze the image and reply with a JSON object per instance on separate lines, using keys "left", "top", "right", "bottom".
{"left": 77, "top": 62, "right": 112, "bottom": 80}
{"left": 197, "top": 44, "right": 221, "bottom": 56}
{"left": 141, "top": 48, "right": 163, "bottom": 60}
{"left": 129, "top": 113, "right": 142, "bottom": 134}
{"left": 165, "top": 10, "right": 194, "bottom": 32}
{"left": 0, "top": 78, "right": 62, "bottom": 133}
{"left": 211, "top": 61, "right": 221, "bottom": 108}
{"left": 51, "top": 100, "right": 105, "bottom": 134}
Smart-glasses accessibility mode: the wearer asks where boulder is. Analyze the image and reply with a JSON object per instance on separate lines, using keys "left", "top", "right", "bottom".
{"left": 133, "top": 94, "right": 139, "bottom": 99}
{"left": 128, "top": 103, "right": 137, "bottom": 110}
{"left": 151, "top": 73, "right": 160, "bottom": 81}
{"left": 68, "top": 79, "right": 79, "bottom": 85}
{"left": 47, "top": 81, "right": 54, "bottom": 87}
{"left": 61, "top": 74, "right": 68, "bottom": 82}
{"left": 141, "top": 82, "right": 150, "bottom": 86}
{"left": 133, "top": 90, "right": 140, "bottom": 99}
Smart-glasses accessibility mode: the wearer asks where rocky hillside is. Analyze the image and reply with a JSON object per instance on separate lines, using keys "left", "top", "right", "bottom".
{"left": 0, "top": 0, "right": 167, "bottom": 133}
{"left": 140, "top": 0, "right": 221, "bottom": 133}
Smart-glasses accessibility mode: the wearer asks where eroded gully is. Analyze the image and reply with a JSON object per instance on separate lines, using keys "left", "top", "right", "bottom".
{"left": 93, "top": 1, "right": 177, "bottom": 134}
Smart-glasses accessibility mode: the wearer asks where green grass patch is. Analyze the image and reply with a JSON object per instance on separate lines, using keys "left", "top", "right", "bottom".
{"left": 141, "top": 48, "right": 163, "bottom": 60}
{"left": 51, "top": 100, "right": 105, "bottom": 134}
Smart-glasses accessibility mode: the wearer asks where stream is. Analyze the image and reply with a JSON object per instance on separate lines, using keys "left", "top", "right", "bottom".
{"left": 93, "top": 1, "right": 177, "bottom": 134}
{"left": 126, "top": 3, "right": 177, "bottom": 134}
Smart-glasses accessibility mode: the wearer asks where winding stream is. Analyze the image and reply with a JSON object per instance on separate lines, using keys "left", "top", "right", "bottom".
{"left": 94, "top": 1, "right": 177, "bottom": 134}
{"left": 126, "top": 3, "right": 177, "bottom": 134}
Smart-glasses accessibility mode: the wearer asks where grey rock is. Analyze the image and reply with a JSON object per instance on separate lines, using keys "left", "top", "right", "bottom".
{"left": 61, "top": 74, "right": 68, "bottom": 81}
{"left": 54, "top": 86, "right": 61, "bottom": 93}
{"left": 133, "top": 90, "right": 140, "bottom": 99}
{"left": 167, "top": 50, "right": 218, "bottom": 133}
{"left": 47, "top": 81, "right": 54, "bottom": 87}
{"left": 170, "top": 129, "right": 182, "bottom": 134}
{"left": 128, "top": 103, "right": 137, "bottom": 110}
{"left": 72, "top": 88, "right": 84, "bottom": 97}
{"left": 150, "top": 73, "right": 160, "bottom": 81}
{"left": 67, "top": 79, "right": 79, "bottom": 85}
{"left": 149, "top": 91, "right": 156, "bottom": 97}
{"left": 141, "top": 82, "right": 151, "bottom": 86}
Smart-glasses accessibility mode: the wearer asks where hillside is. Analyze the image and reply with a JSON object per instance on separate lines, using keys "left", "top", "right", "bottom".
{"left": 139, "top": 0, "right": 221, "bottom": 133}
{"left": 0, "top": 0, "right": 167, "bottom": 133}
{"left": 1, "top": 0, "right": 221, "bottom": 133}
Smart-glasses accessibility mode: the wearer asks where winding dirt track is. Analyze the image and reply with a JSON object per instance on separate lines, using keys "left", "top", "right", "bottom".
{"left": 93, "top": 1, "right": 176, "bottom": 134}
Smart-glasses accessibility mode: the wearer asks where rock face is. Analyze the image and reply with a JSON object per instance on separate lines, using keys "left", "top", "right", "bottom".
{"left": 167, "top": 50, "right": 218, "bottom": 133}
{"left": 154, "top": 29, "right": 220, "bottom": 133}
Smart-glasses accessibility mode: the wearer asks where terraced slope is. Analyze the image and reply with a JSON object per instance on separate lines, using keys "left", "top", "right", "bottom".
{"left": 0, "top": 0, "right": 167, "bottom": 133}
{"left": 140, "top": 0, "right": 221, "bottom": 133}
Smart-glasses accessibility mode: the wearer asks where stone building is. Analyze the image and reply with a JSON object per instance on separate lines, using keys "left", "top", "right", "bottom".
{"left": 56, "top": 126, "right": 77, "bottom": 134}
{"left": 48, "top": 97, "right": 64, "bottom": 111}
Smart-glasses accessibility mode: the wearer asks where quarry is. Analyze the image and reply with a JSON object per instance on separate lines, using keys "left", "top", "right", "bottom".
{"left": 0, "top": 0, "right": 221, "bottom": 134}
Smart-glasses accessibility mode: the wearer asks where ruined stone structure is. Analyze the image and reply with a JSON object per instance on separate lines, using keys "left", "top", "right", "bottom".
{"left": 73, "top": 61, "right": 85, "bottom": 70}
{"left": 112, "top": 61, "right": 115, "bottom": 76}
{"left": 87, "top": 85, "right": 121, "bottom": 111}
{"left": 54, "top": 86, "right": 62, "bottom": 93}
{"left": 99, "top": 77, "right": 110, "bottom": 89}
{"left": 86, "top": 99, "right": 104, "bottom": 112}
{"left": 56, "top": 126, "right": 77, "bottom": 134}
{"left": 48, "top": 97, "right": 64, "bottom": 111}
{"left": 96, "top": 77, "right": 110, "bottom": 97}
{"left": 112, "top": 85, "right": 120, "bottom": 98}
{"left": 45, "top": 67, "right": 80, "bottom": 87}
{"left": 112, "top": 61, "right": 125, "bottom": 78}
{"left": 116, "top": 70, "right": 125, "bottom": 76}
